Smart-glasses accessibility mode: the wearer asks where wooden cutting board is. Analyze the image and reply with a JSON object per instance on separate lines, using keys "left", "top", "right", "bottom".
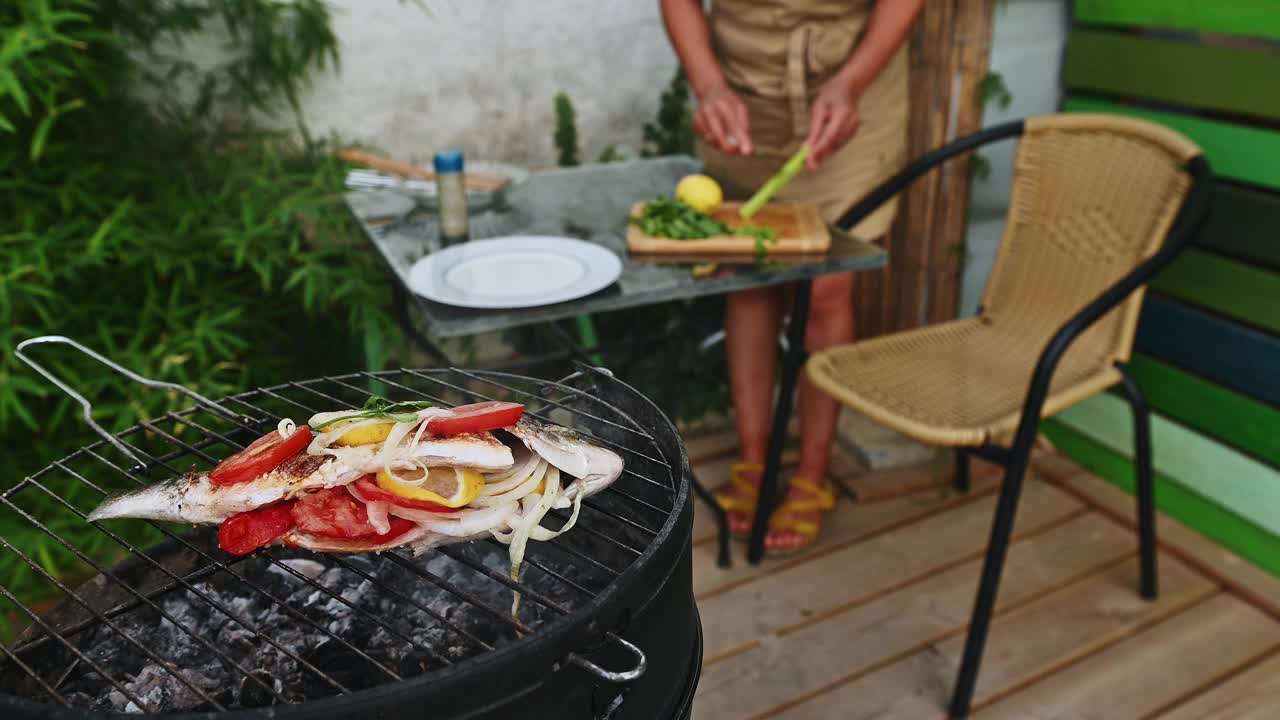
{"left": 625, "top": 201, "right": 830, "bottom": 255}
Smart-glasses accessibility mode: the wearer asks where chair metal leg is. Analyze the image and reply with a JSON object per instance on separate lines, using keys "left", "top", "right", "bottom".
{"left": 1117, "top": 363, "right": 1158, "bottom": 599}
{"left": 949, "top": 444, "right": 1032, "bottom": 719}
{"left": 954, "top": 449, "right": 971, "bottom": 494}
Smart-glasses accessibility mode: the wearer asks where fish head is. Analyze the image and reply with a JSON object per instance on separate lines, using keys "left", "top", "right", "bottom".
{"left": 503, "top": 418, "right": 624, "bottom": 498}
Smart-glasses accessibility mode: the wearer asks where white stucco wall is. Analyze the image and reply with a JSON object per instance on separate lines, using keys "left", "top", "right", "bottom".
{"left": 958, "top": 0, "right": 1068, "bottom": 317}
{"left": 288, "top": 1, "right": 679, "bottom": 168}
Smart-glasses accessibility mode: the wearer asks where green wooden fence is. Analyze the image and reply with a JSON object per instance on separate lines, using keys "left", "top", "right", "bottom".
{"left": 1045, "top": 1, "right": 1280, "bottom": 576}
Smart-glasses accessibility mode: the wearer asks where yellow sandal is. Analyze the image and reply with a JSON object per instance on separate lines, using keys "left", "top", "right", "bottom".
{"left": 765, "top": 476, "right": 835, "bottom": 556}
{"left": 714, "top": 462, "right": 763, "bottom": 539}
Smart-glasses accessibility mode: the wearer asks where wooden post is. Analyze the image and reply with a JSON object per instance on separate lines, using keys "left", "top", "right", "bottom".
{"left": 854, "top": 0, "right": 997, "bottom": 338}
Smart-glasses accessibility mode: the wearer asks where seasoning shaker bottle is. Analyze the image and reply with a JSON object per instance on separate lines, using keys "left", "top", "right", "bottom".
{"left": 433, "top": 150, "right": 469, "bottom": 245}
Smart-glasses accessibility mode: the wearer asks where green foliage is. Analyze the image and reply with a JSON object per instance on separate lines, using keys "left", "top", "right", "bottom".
{"left": 553, "top": 92, "right": 580, "bottom": 167}
{"left": 0, "top": 0, "right": 404, "bottom": 626}
{"left": 978, "top": 71, "right": 1013, "bottom": 111}
{"left": 642, "top": 67, "right": 695, "bottom": 157}
{"left": 597, "top": 144, "right": 622, "bottom": 163}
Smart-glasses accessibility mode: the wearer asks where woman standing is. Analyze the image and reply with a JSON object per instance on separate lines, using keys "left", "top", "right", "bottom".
{"left": 659, "top": 0, "right": 924, "bottom": 553}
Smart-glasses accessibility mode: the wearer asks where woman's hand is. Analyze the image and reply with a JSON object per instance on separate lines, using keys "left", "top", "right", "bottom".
{"left": 803, "top": 79, "right": 863, "bottom": 170}
{"left": 694, "top": 83, "right": 753, "bottom": 156}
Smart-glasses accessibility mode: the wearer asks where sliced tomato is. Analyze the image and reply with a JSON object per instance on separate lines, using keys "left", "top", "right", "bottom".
{"left": 218, "top": 502, "right": 296, "bottom": 556}
{"left": 283, "top": 517, "right": 418, "bottom": 549}
{"left": 427, "top": 401, "right": 524, "bottom": 436}
{"left": 210, "top": 426, "right": 314, "bottom": 486}
{"left": 291, "top": 486, "right": 416, "bottom": 539}
{"left": 352, "top": 476, "right": 463, "bottom": 513}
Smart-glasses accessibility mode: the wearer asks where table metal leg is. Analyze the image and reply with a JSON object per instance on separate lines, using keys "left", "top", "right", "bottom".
{"left": 690, "top": 471, "right": 733, "bottom": 568}
{"left": 747, "top": 279, "right": 812, "bottom": 565}
{"left": 391, "top": 284, "right": 452, "bottom": 366}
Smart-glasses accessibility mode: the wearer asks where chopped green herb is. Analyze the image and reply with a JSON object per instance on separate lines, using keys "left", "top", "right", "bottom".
{"left": 310, "top": 395, "right": 434, "bottom": 430}
{"left": 630, "top": 197, "right": 778, "bottom": 246}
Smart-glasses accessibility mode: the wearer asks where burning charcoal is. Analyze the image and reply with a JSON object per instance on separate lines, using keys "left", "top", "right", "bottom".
{"left": 236, "top": 669, "right": 283, "bottom": 708}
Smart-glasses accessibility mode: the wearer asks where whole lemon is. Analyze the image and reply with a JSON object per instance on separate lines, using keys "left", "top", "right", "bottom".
{"left": 675, "top": 174, "right": 723, "bottom": 214}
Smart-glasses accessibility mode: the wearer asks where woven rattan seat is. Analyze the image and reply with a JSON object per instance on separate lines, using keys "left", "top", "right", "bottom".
{"left": 808, "top": 114, "right": 1199, "bottom": 448}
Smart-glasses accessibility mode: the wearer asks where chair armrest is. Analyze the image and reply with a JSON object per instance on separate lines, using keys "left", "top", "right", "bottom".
{"left": 1008, "top": 154, "right": 1216, "bottom": 452}
{"left": 835, "top": 119, "right": 1026, "bottom": 232}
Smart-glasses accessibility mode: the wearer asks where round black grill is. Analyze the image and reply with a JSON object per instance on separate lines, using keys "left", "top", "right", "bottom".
{"left": 0, "top": 357, "right": 698, "bottom": 719}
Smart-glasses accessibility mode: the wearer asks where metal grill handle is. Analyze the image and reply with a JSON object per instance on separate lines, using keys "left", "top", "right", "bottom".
{"left": 14, "top": 335, "right": 255, "bottom": 470}
{"left": 567, "top": 632, "right": 647, "bottom": 683}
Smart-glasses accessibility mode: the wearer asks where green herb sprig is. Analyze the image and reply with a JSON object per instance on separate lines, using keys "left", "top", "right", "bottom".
{"left": 629, "top": 197, "right": 777, "bottom": 246}
{"left": 311, "top": 396, "right": 434, "bottom": 430}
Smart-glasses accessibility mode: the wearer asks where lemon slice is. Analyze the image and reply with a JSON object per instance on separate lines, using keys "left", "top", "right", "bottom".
{"left": 376, "top": 467, "right": 485, "bottom": 508}
{"left": 333, "top": 421, "right": 395, "bottom": 447}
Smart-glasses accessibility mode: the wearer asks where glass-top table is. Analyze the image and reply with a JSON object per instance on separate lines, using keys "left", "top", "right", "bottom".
{"left": 345, "top": 155, "right": 887, "bottom": 339}
{"left": 345, "top": 154, "right": 889, "bottom": 569}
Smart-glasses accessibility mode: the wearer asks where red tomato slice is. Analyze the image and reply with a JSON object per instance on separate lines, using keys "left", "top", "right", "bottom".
{"left": 282, "top": 517, "right": 418, "bottom": 549}
{"left": 292, "top": 486, "right": 391, "bottom": 539}
{"left": 210, "top": 426, "right": 314, "bottom": 486}
{"left": 427, "top": 401, "right": 524, "bottom": 436}
{"left": 218, "top": 502, "right": 296, "bottom": 556}
{"left": 352, "top": 476, "right": 463, "bottom": 514}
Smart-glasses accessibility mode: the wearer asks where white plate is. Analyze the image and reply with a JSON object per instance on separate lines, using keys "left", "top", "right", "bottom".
{"left": 407, "top": 235, "right": 623, "bottom": 309}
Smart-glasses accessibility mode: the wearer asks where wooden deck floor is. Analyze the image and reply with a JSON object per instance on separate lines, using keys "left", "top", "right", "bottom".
{"left": 685, "top": 436, "right": 1280, "bottom": 719}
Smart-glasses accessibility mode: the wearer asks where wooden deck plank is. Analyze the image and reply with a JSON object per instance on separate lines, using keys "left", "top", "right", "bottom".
{"left": 683, "top": 430, "right": 739, "bottom": 465}
{"left": 1034, "top": 451, "right": 1280, "bottom": 619}
{"left": 771, "top": 545, "right": 1213, "bottom": 719}
{"left": 699, "top": 482, "right": 1082, "bottom": 662}
{"left": 976, "top": 594, "right": 1280, "bottom": 719}
{"left": 693, "top": 512, "right": 1135, "bottom": 720}
{"left": 1157, "top": 648, "right": 1280, "bottom": 719}
{"left": 692, "top": 473, "right": 999, "bottom": 598}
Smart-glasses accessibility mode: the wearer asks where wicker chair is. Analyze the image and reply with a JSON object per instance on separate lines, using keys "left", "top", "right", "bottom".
{"left": 808, "top": 114, "right": 1214, "bottom": 718}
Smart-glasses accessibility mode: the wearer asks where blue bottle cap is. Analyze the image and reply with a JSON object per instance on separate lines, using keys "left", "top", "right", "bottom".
{"left": 433, "top": 150, "right": 465, "bottom": 173}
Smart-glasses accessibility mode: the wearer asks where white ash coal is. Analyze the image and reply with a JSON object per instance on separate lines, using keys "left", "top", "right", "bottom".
{"left": 22, "top": 540, "right": 612, "bottom": 714}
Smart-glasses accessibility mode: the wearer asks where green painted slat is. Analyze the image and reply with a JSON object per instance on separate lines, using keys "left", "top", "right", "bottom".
{"left": 1042, "top": 420, "right": 1280, "bottom": 578}
{"left": 1064, "top": 30, "right": 1280, "bottom": 121}
{"left": 1196, "top": 183, "right": 1280, "bottom": 270}
{"left": 1063, "top": 96, "right": 1280, "bottom": 190}
{"left": 1128, "top": 354, "right": 1280, "bottom": 468}
{"left": 1136, "top": 295, "right": 1280, "bottom": 407}
{"left": 1150, "top": 249, "right": 1280, "bottom": 333}
{"left": 1053, "top": 392, "right": 1280, "bottom": 538}
{"left": 1074, "top": 0, "right": 1280, "bottom": 41}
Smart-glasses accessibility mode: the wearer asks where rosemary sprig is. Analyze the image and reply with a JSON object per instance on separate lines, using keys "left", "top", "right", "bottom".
{"left": 310, "top": 396, "right": 434, "bottom": 430}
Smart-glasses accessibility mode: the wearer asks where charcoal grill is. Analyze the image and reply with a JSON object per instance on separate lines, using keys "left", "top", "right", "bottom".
{"left": 1, "top": 337, "right": 699, "bottom": 719}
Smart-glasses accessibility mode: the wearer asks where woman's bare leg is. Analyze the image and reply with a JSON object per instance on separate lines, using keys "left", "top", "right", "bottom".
{"left": 767, "top": 271, "right": 855, "bottom": 551}
{"left": 721, "top": 285, "right": 783, "bottom": 533}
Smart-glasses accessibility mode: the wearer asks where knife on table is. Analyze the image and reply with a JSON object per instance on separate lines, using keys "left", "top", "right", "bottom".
{"left": 738, "top": 145, "right": 810, "bottom": 220}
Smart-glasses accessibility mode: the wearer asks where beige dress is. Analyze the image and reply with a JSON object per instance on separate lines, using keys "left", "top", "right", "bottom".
{"left": 698, "top": 0, "right": 909, "bottom": 240}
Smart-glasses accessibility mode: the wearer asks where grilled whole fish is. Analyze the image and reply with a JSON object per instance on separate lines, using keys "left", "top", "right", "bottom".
{"left": 85, "top": 415, "right": 625, "bottom": 557}
{"left": 86, "top": 429, "right": 515, "bottom": 525}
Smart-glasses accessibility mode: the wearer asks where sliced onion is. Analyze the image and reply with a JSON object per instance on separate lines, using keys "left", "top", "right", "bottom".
{"left": 507, "top": 467, "right": 561, "bottom": 618}
{"left": 381, "top": 504, "right": 456, "bottom": 524}
{"left": 365, "top": 501, "right": 392, "bottom": 535}
{"left": 398, "top": 501, "right": 519, "bottom": 536}
{"left": 277, "top": 418, "right": 297, "bottom": 439}
{"left": 530, "top": 483, "right": 584, "bottom": 542}
{"left": 472, "top": 460, "right": 547, "bottom": 508}
{"left": 480, "top": 452, "right": 541, "bottom": 495}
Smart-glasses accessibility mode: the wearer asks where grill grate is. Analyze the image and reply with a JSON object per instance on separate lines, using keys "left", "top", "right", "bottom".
{"left": 0, "top": 362, "right": 680, "bottom": 714}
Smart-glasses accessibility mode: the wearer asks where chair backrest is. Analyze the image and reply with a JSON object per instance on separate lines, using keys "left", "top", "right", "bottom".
{"left": 979, "top": 113, "right": 1202, "bottom": 366}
